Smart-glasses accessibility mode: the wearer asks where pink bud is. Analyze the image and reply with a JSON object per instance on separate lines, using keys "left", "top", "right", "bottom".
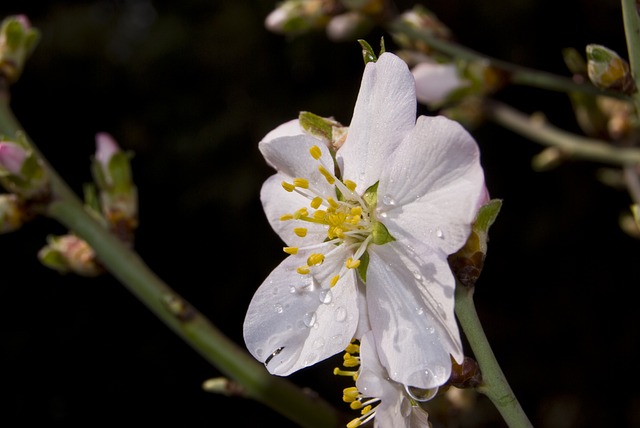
{"left": 0, "top": 142, "right": 27, "bottom": 175}
{"left": 95, "top": 132, "right": 120, "bottom": 167}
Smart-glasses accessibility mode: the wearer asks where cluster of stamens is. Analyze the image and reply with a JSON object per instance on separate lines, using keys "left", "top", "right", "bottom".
{"left": 279, "top": 145, "right": 375, "bottom": 285}
{"left": 333, "top": 340, "right": 381, "bottom": 428}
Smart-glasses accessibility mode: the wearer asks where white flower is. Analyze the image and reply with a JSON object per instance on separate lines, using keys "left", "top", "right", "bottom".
{"left": 412, "top": 61, "right": 468, "bottom": 107}
{"left": 243, "top": 52, "right": 486, "bottom": 390}
{"left": 343, "top": 331, "right": 434, "bottom": 428}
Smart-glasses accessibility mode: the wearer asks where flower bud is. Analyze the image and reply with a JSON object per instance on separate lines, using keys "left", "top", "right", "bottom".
{"left": 38, "top": 234, "right": 103, "bottom": 276}
{"left": 392, "top": 5, "right": 452, "bottom": 52}
{"left": 326, "top": 11, "right": 373, "bottom": 42}
{"left": 586, "top": 44, "right": 636, "bottom": 94}
{"left": 264, "top": 0, "right": 330, "bottom": 35}
{"left": 0, "top": 15, "right": 40, "bottom": 83}
{"left": 0, "top": 138, "right": 49, "bottom": 199}
{"left": 412, "top": 61, "right": 468, "bottom": 107}
{"left": 91, "top": 132, "right": 138, "bottom": 245}
{"left": 0, "top": 193, "right": 26, "bottom": 233}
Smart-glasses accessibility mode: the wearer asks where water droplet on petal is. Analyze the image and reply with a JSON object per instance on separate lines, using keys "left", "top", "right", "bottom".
{"left": 273, "top": 303, "right": 284, "bottom": 313}
{"left": 303, "top": 352, "right": 319, "bottom": 367}
{"left": 382, "top": 194, "right": 396, "bottom": 206}
{"left": 335, "top": 306, "right": 347, "bottom": 322}
{"left": 415, "top": 306, "right": 424, "bottom": 315}
{"left": 319, "top": 289, "right": 333, "bottom": 304}
{"left": 436, "top": 228, "right": 444, "bottom": 239}
{"left": 331, "top": 334, "right": 343, "bottom": 343}
{"left": 413, "top": 270, "right": 422, "bottom": 280}
{"left": 303, "top": 312, "right": 317, "bottom": 327}
{"left": 425, "top": 326, "right": 435, "bottom": 334}
{"left": 313, "top": 338, "right": 325, "bottom": 349}
{"left": 255, "top": 348, "right": 264, "bottom": 358}
{"left": 405, "top": 384, "right": 439, "bottom": 402}
{"left": 400, "top": 396, "right": 412, "bottom": 417}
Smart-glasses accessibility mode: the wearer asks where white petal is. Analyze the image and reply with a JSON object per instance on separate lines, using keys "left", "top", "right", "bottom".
{"left": 412, "top": 62, "right": 466, "bottom": 106}
{"left": 243, "top": 244, "right": 359, "bottom": 376}
{"left": 261, "top": 174, "right": 330, "bottom": 247}
{"left": 261, "top": 119, "right": 304, "bottom": 144}
{"left": 366, "top": 240, "right": 463, "bottom": 389}
{"left": 259, "top": 133, "right": 333, "bottom": 179}
{"left": 378, "top": 115, "right": 486, "bottom": 254}
{"left": 337, "top": 52, "right": 417, "bottom": 192}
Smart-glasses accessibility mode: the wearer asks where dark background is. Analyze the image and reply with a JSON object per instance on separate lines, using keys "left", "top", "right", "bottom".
{"left": 1, "top": 0, "right": 638, "bottom": 427}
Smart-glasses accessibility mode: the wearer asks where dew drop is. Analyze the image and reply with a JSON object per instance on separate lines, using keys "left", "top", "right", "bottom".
{"left": 331, "top": 333, "right": 344, "bottom": 343}
{"left": 302, "top": 312, "right": 317, "bottom": 327}
{"left": 273, "top": 303, "right": 284, "bottom": 314}
{"left": 425, "top": 326, "right": 435, "bottom": 334}
{"left": 319, "top": 289, "right": 333, "bottom": 304}
{"left": 313, "top": 337, "right": 325, "bottom": 349}
{"left": 303, "top": 352, "right": 319, "bottom": 367}
{"left": 412, "top": 270, "right": 422, "bottom": 280}
{"left": 415, "top": 306, "right": 424, "bottom": 315}
{"left": 405, "top": 384, "right": 439, "bottom": 402}
{"left": 381, "top": 194, "right": 396, "bottom": 206}
{"left": 436, "top": 228, "right": 444, "bottom": 239}
{"left": 335, "top": 306, "right": 347, "bottom": 322}
{"left": 289, "top": 286, "right": 296, "bottom": 294}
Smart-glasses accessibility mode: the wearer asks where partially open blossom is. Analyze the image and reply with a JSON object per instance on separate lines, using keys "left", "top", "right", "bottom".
{"left": 586, "top": 44, "right": 636, "bottom": 94}
{"left": 0, "top": 141, "right": 27, "bottom": 175}
{"left": 38, "top": 234, "right": 103, "bottom": 276}
{"left": 244, "top": 52, "right": 486, "bottom": 393}
{"left": 0, "top": 139, "right": 49, "bottom": 199}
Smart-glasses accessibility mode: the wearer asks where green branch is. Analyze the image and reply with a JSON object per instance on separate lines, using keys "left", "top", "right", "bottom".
{"left": 0, "top": 89, "right": 339, "bottom": 428}
{"left": 455, "top": 283, "right": 533, "bottom": 428}
{"left": 622, "top": 0, "right": 640, "bottom": 113}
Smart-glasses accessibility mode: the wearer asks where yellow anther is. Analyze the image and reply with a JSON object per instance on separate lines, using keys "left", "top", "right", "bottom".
{"left": 313, "top": 210, "right": 327, "bottom": 221}
{"left": 281, "top": 181, "right": 295, "bottom": 192}
{"left": 310, "top": 145, "right": 322, "bottom": 160}
{"left": 294, "top": 208, "right": 308, "bottom": 219}
{"left": 350, "top": 206, "right": 362, "bottom": 216}
{"left": 327, "top": 197, "right": 339, "bottom": 209}
{"left": 344, "top": 179, "right": 357, "bottom": 191}
{"left": 347, "top": 418, "right": 362, "bottom": 428}
{"left": 283, "top": 247, "right": 298, "bottom": 255}
{"left": 345, "top": 343, "right": 359, "bottom": 354}
{"left": 361, "top": 405, "right": 372, "bottom": 415}
{"left": 294, "top": 227, "right": 308, "bottom": 237}
{"left": 346, "top": 257, "right": 361, "bottom": 269}
{"left": 297, "top": 266, "right": 310, "bottom": 275}
{"left": 307, "top": 253, "right": 325, "bottom": 266}
{"left": 310, "top": 196, "right": 323, "bottom": 209}
{"left": 343, "top": 357, "right": 360, "bottom": 367}
{"left": 343, "top": 387, "right": 359, "bottom": 399}
{"left": 318, "top": 165, "right": 335, "bottom": 184}
{"left": 293, "top": 177, "right": 309, "bottom": 188}
{"left": 333, "top": 367, "right": 358, "bottom": 377}
{"left": 330, "top": 275, "right": 340, "bottom": 287}
{"left": 350, "top": 401, "right": 363, "bottom": 410}
{"left": 280, "top": 214, "right": 294, "bottom": 221}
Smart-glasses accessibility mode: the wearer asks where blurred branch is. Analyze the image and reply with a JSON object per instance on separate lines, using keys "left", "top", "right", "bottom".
{"left": 485, "top": 100, "right": 640, "bottom": 166}
{"left": 622, "top": 0, "right": 640, "bottom": 113}
{"left": 0, "top": 85, "right": 340, "bottom": 428}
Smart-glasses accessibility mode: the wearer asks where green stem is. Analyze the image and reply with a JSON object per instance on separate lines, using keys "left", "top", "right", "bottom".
{"left": 389, "top": 21, "right": 628, "bottom": 99}
{"left": 622, "top": 0, "right": 640, "bottom": 113}
{"left": 455, "top": 284, "right": 533, "bottom": 428}
{"left": 485, "top": 100, "right": 640, "bottom": 165}
{"left": 0, "top": 90, "right": 339, "bottom": 428}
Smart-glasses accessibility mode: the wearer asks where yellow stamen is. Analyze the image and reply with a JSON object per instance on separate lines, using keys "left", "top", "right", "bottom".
{"left": 281, "top": 181, "right": 295, "bottom": 192}
{"left": 345, "top": 343, "right": 359, "bottom": 354}
{"left": 310, "top": 196, "right": 322, "bottom": 209}
{"left": 344, "top": 179, "right": 357, "bottom": 191}
{"left": 350, "top": 401, "right": 363, "bottom": 410}
{"left": 309, "top": 145, "right": 322, "bottom": 160}
{"left": 294, "top": 227, "right": 308, "bottom": 237}
{"left": 326, "top": 197, "right": 339, "bottom": 209}
{"left": 294, "top": 208, "right": 308, "bottom": 219}
{"left": 293, "top": 177, "right": 309, "bottom": 188}
{"left": 280, "top": 214, "right": 294, "bottom": 221}
{"left": 318, "top": 165, "right": 335, "bottom": 184}
{"left": 346, "top": 257, "right": 360, "bottom": 269}
{"left": 283, "top": 247, "right": 298, "bottom": 255}
{"left": 347, "top": 418, "right": 362, "bottom": 428}
{"left": 297, "top": 266, "right": 310, "bottom": 275}
{"left": 343, "top": 357, "right": 360, "bottom": 367}
{"left": 330, "top": 275, "right": 340, "bottom": 287}
{"left": 361, "top": 405, "right": 372, "bottom": 415}
{"left": 343, "top": 387, "right": 359, "bottom": 400}
{"left": 307, "top": 253, "right": 325, "bottom": 266}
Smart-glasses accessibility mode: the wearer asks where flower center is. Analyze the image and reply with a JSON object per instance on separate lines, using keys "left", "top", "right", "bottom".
{"left": 279, "top": 145, "right": 393, "bottom": 285}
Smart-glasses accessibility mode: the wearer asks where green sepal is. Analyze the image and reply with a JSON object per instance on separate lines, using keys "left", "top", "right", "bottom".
{"left": 362, "top": 181, "right": 378, "bottom": 207}
{"left": 358, "top": 39, "right": 377, "bottom": 64}
{"left": 108, "top": 151, "right": 133, "bottom": 194}
{"left": 371, "top": 220, "right": 395, "bottom": 245}
{"left": 357, "top": 250, "right": 370, "bottom": 282}
{"left": 299, "top": 111, "right": 334, "bottom": 142}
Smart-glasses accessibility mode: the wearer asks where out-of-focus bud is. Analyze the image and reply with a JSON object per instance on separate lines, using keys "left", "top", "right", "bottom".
{"left": 448, "top": 198, "right": 502, "bottom": 288}
{"left": 298, "top": 111, "right": 348, "bottom": 149}
{"left": 412, "top": 60, "right": 468, "bottom": 107}
{"left": 326, "top": 11, "right": 373, "bottom": 42}
{"left": 0, "top": 193, "right": 26, "bottom": 233}
{"left": 38, "top": 234, "right": 103, "bottom": 276}
{"left": 91, "top": 132, "right": 138, "bottom": 245}
{"left": 586, "top": 44, "right": 636, "bottom": 95}
{"left": 265, "top": 0, "right": 331, "bottom": 35}
{"left": 0, "top": 15, "right": 40, "bottom": 83}
{"left": 391, "top": 5, "right": 452, "bottom": 52}
{"left": 0, "top": 137, "right": 49, "bottom": 199}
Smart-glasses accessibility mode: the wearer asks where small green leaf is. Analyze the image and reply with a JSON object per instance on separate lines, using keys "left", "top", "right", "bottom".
{"left": 357, "top": 251, "right": 370, "bottom": 282}
{"left": 358, "top": 39, "right": 377, "bottom": 64}
{"left": 299, "top": 111, "right": 334, "bottom": 142}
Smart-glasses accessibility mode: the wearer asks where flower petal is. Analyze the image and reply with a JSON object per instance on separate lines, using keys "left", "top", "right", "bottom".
{"left": 243, "top": 244, "right": 359, "bottom": 376}
{"left": 377, "top": 115, "right": 486, "bottom": 254}
{"left": 261, "top": 119, "right": 304, "bottom": 145}
{"left": 338, "top": 52, "right": 417, "bottom": 191}
{"left": 366, "top": 240, "right": 462, "bottom": 389}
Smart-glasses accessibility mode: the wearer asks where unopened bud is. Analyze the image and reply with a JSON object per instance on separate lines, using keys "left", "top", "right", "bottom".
{"left": 264, "top": 0, "right": 330, "bottom": 35}
{"left": 447, "top": 356, "right": 482, "bottom": 389}
{"left": 0, "top": 15, "right": 40, "bottom": 83}
{"left": 38, "top": 234, "right": 103, "bottom": 276}
{"left": 0, "top": 141, "right": 27, "bottom": 175}
{"left": 412, "top": 61, "right": 468, "bottom": 107}
{"left": 0, "top": 193, "right": 26, "bottom": 233}
{"left": 326, "top": 11, "right": 373, "bottom": 42}
{"left": 586, "top": 44, "right": 636, "bottom": 94}
{"left": 392, "top": 5, "right": 452, "bottom": 52}
{"left": 0, "top": 138, "right": 49, "bottom": 199}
